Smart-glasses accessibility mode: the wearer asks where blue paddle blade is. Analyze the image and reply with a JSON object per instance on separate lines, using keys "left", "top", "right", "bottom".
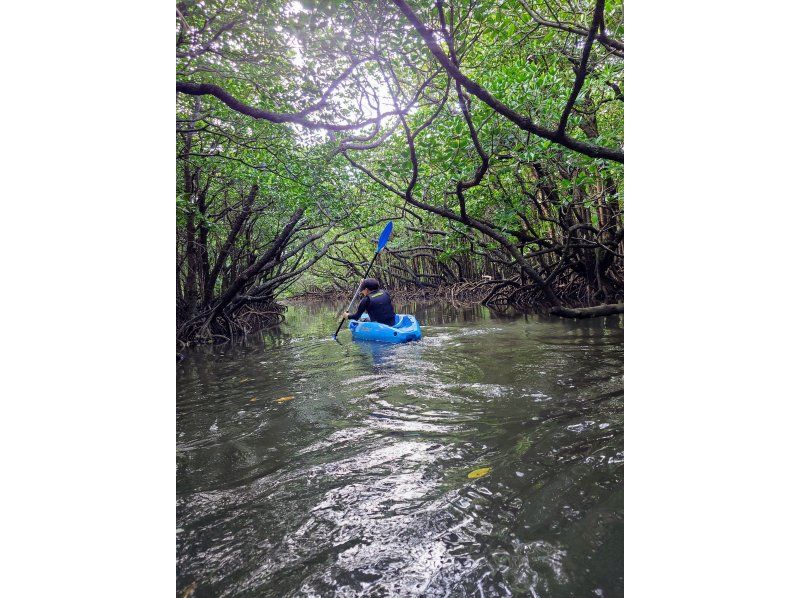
{"left": 376, "top": 221, "right": 393, "bottom": 253}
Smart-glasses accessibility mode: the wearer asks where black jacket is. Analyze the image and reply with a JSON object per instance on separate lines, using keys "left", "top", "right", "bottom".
{"left": 348, "top": 289, "right": 396, "bottom": 326}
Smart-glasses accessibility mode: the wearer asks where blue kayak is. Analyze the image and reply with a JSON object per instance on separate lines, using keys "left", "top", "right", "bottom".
{"left": 349, "top": 314, "right": 422, "bottom": 343}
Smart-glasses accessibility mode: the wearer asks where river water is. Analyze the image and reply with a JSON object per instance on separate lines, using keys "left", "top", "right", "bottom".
{"left": 177, "top": 301, "right": 624, "bottom": 597}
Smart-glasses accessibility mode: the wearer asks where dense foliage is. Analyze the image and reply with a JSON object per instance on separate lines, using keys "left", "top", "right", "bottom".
{"left": 177, "top": 0, "right": 623, "bottom": 343}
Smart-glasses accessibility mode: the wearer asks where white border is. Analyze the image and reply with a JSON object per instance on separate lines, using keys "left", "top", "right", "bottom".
{"left": 627, "top": 0, "right": 800, "bottom": 595}
{"left": 3, "top": 1, "right": 174, "bottom": 594}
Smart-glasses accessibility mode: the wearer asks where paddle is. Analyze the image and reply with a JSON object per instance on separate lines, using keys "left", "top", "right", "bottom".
{"left": 333, "top": 221, "right": 393, "bottom": 339}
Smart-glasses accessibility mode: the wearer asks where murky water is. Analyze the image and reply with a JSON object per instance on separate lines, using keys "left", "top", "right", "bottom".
{"left": 177, "top": 301, "right": 623, "bottom": 597}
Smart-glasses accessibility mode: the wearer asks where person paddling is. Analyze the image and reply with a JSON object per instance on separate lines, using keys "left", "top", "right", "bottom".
{"left": 342, "top": 278, "right": 396, "bottom": 326}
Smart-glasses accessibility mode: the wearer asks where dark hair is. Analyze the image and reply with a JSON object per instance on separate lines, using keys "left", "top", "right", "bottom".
{"left": 360, "top": 278, "right": 380, "bottom": 291}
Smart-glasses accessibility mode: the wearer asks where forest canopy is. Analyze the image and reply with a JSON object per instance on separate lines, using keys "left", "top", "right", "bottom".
{"left": 176, "top": 0, "right": 624, "bottom": 344}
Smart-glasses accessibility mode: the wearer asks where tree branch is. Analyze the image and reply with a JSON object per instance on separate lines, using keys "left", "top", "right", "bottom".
{"left": 391, "top": 0, "right": 623, "bottom": 163}
{"left": 177, "top": 81, "right": 408, "bottom": 132}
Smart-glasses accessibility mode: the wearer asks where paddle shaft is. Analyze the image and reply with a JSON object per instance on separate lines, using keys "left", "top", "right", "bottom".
{"left": 333, "top": 251, "right": 379, "bottom": 338}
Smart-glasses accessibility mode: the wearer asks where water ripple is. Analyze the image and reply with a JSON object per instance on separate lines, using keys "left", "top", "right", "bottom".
{"left": 177, "top": 301, "right": 623, "bottom": 597}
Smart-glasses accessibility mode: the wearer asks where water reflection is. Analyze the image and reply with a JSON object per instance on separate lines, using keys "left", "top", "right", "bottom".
{"left": 351, "top": 340, "right": 401, "bottom": 369}
{"left": 177, "top": 300, "right": 623, "bottom": 597}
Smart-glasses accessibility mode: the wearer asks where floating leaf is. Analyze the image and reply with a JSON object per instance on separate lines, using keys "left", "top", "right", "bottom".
{"left": 275, "top": 395, "right": 294, "bottom": 403}
{"left": 249, "top": 398, "right": 257, "bottom": 402}
{"left": 181, "top": 581, "right": 197, "bottom": 598}
{"left": 514, "top": 435, "right": 532, "bottom": 455}
{"left": 467, "top": 467, "right": 492, "bottom": 479}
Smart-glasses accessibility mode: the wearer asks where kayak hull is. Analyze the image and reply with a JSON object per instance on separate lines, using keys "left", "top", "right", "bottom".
{"left": 349, "top": 314, "right": 422, "bottom": 343}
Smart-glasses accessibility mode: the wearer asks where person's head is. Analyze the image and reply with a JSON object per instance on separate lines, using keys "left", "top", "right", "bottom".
{"left": 359, "top": 278, "right": 380, "bottom": 296}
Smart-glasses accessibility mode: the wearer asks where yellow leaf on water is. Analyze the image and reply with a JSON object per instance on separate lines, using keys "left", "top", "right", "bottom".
{"left": 181, "top": 581, "right": 197, "bottom": 598}
{"left": 467, "top": 467, "right": 492, "bottom": 479}
{"left": 275, "top": 395, "right": 294, "bottom": 403}
{"left": 249, "top": 398, "right": 257, "bottom": 402}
